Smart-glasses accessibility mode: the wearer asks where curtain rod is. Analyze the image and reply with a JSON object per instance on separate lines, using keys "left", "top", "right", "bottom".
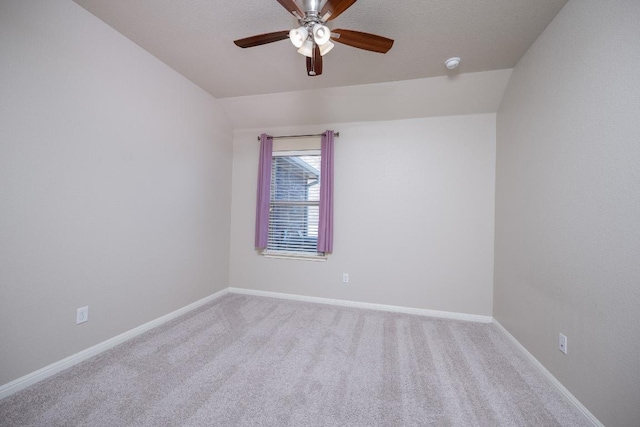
{"left": 256, "top": 132, "right": 339, "bottom": 141}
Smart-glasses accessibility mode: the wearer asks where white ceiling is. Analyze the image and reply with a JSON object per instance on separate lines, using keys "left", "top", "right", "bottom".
{"left": 73, "top": 0, "right": 568, "bottom": 100}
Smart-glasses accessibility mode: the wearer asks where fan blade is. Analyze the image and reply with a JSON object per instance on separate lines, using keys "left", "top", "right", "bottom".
{"left": 331, "top": 29, "right": 394, "bottom": 53}
{"left": 321, "top": 0, "right": 358, "bottom": 21}
{"left": 306, "top": 45, "right": 323, "bottom": 76}
{"left": 234, "top": 31, "right": 290, "bottom": 48}
{"left": 275, "top": 0, "right": 304, "bottom": 17}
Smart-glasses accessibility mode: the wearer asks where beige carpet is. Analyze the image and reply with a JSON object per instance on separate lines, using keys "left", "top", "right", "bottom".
{"left": 0, "top": 293, "right": 589, "bottom": 426}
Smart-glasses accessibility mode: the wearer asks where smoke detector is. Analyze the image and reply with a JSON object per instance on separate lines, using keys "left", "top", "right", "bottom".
{"left": 445, "top": 57, "right": 461, "bottom": 70}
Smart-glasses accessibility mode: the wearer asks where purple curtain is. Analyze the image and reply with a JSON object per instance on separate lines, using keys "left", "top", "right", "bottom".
{"left": 255, "top": 134, "right": 272, "bottom": 249}
{"left": 317, "top": 130, "right": 334, "bottom": 253}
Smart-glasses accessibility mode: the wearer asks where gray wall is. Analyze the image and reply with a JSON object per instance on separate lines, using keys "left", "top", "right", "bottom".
{"left": 494, "top": 1, "right": 640, "bottom": 426}
{"left": 0, "top": 0, "right": 233, "bottom": 385}
{"left": 230, "top": 115, "right": 496, "bottom": 316}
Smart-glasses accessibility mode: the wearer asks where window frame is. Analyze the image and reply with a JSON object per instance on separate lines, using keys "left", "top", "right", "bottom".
{"left": 261, "top": 148, "right": 326, "bottom": 261}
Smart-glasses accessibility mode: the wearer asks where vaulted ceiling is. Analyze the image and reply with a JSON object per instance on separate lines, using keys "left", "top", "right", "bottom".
{"left": 73, "top": 0, "right": 568, "bottom": 99}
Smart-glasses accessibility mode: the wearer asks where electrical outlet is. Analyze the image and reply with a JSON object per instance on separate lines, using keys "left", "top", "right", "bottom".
{"left": 77, "top": 306, "right": 88, "bottom": 324}
{"left": 558, "top": 333, "right": 567, "bottom": 354}
{"left": 342, "top": 273, "right": 349, "bottom": 283}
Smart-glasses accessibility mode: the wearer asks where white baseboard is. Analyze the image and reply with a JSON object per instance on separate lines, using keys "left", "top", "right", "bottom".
{"left": 228, "top": 287, "right": 493, "bottom": 323}
{"left": 492, "top": 320, "right": 603, "bottom": 427}
{"left": 0, "top": 288, "right": 229, "bottom": 400}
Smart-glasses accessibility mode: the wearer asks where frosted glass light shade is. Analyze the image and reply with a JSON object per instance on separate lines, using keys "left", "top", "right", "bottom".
{"left": 319, "top": 40, "right": 334, "bottom": 56}
{"left": 312, "top": 24, "right": 331, "bottom": 45}
{"left": 297, "top": 39, "right": 314, "bottom": 57}
{"left": 289, "top": 27, "right": 308, "bottom": 48}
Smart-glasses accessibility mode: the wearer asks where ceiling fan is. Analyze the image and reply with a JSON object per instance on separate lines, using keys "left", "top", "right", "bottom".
{"left": 233, "top": 0, "right": 394, "bottom": 77}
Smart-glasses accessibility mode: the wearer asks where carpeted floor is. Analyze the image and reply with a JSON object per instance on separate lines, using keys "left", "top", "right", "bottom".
{"left": 0, "top": 293, "right": 589, "bottom": 426}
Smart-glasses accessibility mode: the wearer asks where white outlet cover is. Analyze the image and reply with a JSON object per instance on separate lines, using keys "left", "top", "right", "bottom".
{"left": 77, "top": 306, "right": 89, "bottom": 324}
{"left": 558, "top": 333, "right": 567, "bottom": 354}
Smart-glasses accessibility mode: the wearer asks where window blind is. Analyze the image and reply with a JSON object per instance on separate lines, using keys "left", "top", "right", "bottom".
{"left": 267, "top": 152, "right": 321, "bottom": 254}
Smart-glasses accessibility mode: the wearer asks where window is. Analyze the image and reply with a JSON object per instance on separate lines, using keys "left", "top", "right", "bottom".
{"left": 255, "top": 131, "right": 334, "bottom": 259}
{"left": 266, "top": 150, "right": 323, "bottom": 257}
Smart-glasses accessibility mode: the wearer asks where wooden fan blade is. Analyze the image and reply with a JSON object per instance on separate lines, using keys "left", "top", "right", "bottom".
{"left": 306, "top": 45, "right": 323, "bottom": 76}
{"left": 321, "top": 0, "right": 358, "bottom": 21}
{"left": 331, "top": 29, "right": 394, "bottom": 53}
{"left": 234, "top": 31, "right": 290, "bottom": 48}
{"left": 275, "top": 0, "right": 304, "bottom": 17}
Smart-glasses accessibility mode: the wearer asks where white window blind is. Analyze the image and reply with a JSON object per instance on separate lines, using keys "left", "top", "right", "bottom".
{"left": 267, "top": 150, "right": 321, "bottom": 255}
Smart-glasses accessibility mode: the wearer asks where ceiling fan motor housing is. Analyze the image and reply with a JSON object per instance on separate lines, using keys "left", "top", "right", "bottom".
{"left": 302, "top": 0, "right": 322, "bottom": 14}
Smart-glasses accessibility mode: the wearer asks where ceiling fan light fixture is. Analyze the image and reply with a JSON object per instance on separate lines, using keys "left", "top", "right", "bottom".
{"left": 319, "top": 40, "right": 335, "bottom": 56}
{"left": 297, "top": 39, "right": 315, "bottom": 57}
{"left": 312, "top": 24, "right": 331, "bottom": 45}
{"left": 233, "top": 0, "right": 394, "bottom": 77}
{"left": 289, "top": 26, "right": 308, "bottom": 48}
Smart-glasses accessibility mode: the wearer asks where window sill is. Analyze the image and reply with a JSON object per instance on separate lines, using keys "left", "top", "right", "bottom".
{"left": 261, "top": 251, "right": 327, "bottom": 262}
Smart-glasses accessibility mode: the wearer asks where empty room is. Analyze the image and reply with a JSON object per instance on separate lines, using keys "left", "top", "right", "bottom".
{"left": 1, "top": 1, "right": 638, "bottom": 426}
